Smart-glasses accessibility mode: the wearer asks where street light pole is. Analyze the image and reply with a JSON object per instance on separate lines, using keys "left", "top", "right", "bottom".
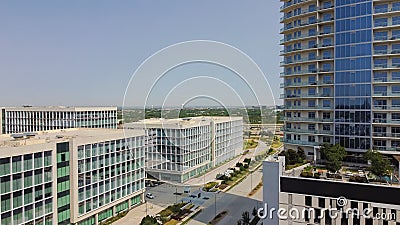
{"left": 176, "top": 186, "right": 178, "bottom": 204}
{"left": 214, "top": 193, "right": 217, "bottom": 217}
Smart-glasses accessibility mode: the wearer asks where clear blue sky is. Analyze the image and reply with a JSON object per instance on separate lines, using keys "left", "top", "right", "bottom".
{"left": 0, "top": 1, "right": 282, "bottom": 107}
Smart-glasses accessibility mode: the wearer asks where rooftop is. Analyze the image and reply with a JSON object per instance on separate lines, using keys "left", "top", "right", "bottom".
{"left": 0, "top": 128, "right": 144, "bottom": 150}
{"left": 124, "top": 116, "right": 242, "bottom": 129}
{"left": 0, "top": 106, "right": 117, "bottom": 111}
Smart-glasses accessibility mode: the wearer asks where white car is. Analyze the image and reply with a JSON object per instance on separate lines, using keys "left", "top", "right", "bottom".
{"left": 146, "top": 193, "right": 154, "bottom": 199}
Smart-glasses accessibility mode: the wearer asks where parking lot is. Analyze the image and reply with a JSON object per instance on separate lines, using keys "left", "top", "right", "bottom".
{"left": 145, "top": 182, "right": 217, "bottom": 209}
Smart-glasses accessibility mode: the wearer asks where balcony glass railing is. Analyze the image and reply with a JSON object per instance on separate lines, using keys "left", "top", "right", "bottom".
{"left": 280, "top": 80, "right": 333, "bottom": 87}
{"left": 374, "top": 35, "right": 400, "bottom": 41}
{"left": 372, "top": 132, "right": 400, "bottom": 138}
{"left": 374, "top": 21, "right": 400, "bottom": 28}
{"left": 280, "top": 33, "right": 318, "bottom": 44}
{"left": 281, "top": 20, "right": 318, "bottom": 32}
{"left": 280, "top": 0, "right": 316, "bottom": 10}
{"left": 373, "top": 91, "right": 400, "bottom": 96}
{"left": 372, "top": 77, "right": 400, "bottom": 82}
{"left": 280, "top": 8, "right": 317, "bottom": 21}
{"left": 373, "top": 63, "right": 400, "bottom": 69}
{"left": 283, "top": 117, "right": 334, "bottom": 122}
{"left": 372, "top": 118, "right": 400, "bottom": 124}
{"left": 372, "top": 146, "right": 400, "bottom": 152}
{"left": 373, "top": 105, "right": 400, "bottom": 110}
{"left": 284, "top": 128, "right": 318, "bottom": 134}
{"left": 282, "top": 92, "right": 333, "bottom": 98}
{"left": 374, "top": 6, "right": 400, "bottom": 14}
{"left": 284, "top": 105, "right": 333, "bottom": 110}
{"left": 374, "top": 49, "right": 400, "bottom": 55}
{"left": 281, "top": 56, "right": 333, "bottom": 65}
{"left": 284, "top": 139, "right": 319, "bottom": 146}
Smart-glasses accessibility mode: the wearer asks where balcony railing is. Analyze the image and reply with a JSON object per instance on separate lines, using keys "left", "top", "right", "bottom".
{"left": 283, "top": 117, "right": 334, "bottom": 122}
{"left": 372, "top": 118, "right": 400, "bottom": 124}
{"left": 374, "top": 35, "right": 400, "bottom": 41}
{"left": 372, "top": 77, "right": 400, "bottom": 83}
{"left": 374, "top": 6, "right": 400, "bottom": 14}
{"left": 374, "top": 21, "right": 400, "bottom": 28}
{"left": 281, "top": 92, "right": 333, "bottom": 99}
{"left": 281, "top": 55, "right": 333, "bottom": 65}
{"left": 284, "top": 105, "right": 333, "bottom": 110}
{"left": 284, "top": 139, "right": 319, "bottom": 146}
{"left": 280, "top": 80, "right": 333, "bottom": 88}
{"left": 280, "top": 0, "right": 316, "bottom": 10}
{"left": 280, "top": 33, "right": 318, "bottom": 44}
{"left": 281, "top": 8, "right": 317, "bottom": 21}
{"left": 373, "top": 146, "right": 400, "bottom": 152}
{"left": 373, "top": 105, "right": 400, "bottom": 110}
{"left": 373, "top": 63, "right": 400, "bottom": 69}
{"left": 373, "top": 49, "right": 400, "bottom": 55}
{"left": 372, "top": 132, "right": 400, "bottom": 138}
{"left": 373, "top": 91, "right": 400, "bottom": 96}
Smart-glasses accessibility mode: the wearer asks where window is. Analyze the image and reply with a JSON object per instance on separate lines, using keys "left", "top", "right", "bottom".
{"left": 308, "top": 112, "right": 315, "bottom": 118}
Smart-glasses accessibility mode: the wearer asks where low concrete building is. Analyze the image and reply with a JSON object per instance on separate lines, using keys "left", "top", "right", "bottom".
{"left": 125, "top": 116, "right": 243, "bottom": 183}
{"left": 0, "top": 128, "right": 146, "bottom": 225}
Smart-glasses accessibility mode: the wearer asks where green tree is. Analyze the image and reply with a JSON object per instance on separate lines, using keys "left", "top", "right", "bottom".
{"left": 140, "top": 215, "right": 160, "bottom": 225}
{"left": 241, "top": 211, "right": 251, "bottom": 225}
{"left": 364, "top": 150, "right": 393, "bottom": 177}
{"left": 320, "top": 143, "right": 346, "bottom": 172}
{"left": 297, "top": 147, "right": 306, "bottom": 163}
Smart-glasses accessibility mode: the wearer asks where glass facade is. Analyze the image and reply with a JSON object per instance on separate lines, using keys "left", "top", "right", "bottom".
{"left": 2, "top": 107, "right": 117, "bottom": 134}
{"left": 281, "top": 0, "right": 400, "bottom": 154}
{"left": 0, "top": 151, "right": 53, "bottom": 225}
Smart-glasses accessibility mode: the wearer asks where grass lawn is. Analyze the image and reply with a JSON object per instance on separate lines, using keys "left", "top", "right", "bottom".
{"left": 165, "top": 219, "right": 179, "bottom": 225}
{"left": 286, "top": 162, "right": 308, "bottom": 170}
{"left": 244, "top": 139, "right": 258, "bottom": 149}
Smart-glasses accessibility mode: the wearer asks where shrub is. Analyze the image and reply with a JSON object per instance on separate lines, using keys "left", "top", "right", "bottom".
{"left": 236, "top": 162, "right": 243, "bottom": 167}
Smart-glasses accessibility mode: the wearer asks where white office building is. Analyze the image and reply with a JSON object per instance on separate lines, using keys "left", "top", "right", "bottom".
{"left": 0, "top": 128, "right": 146, "bottom": 225}
{"left": 125, "top": 116, "right": 243, "bottom": 183}
{"left": 0, "top": 106, "right": 117, "bottom": 134}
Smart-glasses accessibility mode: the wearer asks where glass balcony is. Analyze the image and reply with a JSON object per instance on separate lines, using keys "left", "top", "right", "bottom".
{"left": 372, "top": 77, "right": 400, "bottom": 83}
{"left": 284, "top": 139, "right": 319, "bottom": 146}
{"left": 280, "top": 33, "right": 318, "bottom": 44}
{"left": 373, "top": 49, "right": 400, "bottom": 55}
{"left": 281, "top": 80, "right": 333, "bottom": 88}
{"left": 373, "top": 105, "right": 400, "bottom": 110}
{"left": 283, "top": 117, "right": 333, "bottom": 122}
{"left": 372, "top": 132, "right": 400, "bottom": 138}
{"left": 283, "top": 128, "right": 318, "bottom": 134}
{"left": 280, "top": 0, "right": 316, "bottom": 11}
{"left": 284, "top": 105, "right": 333, "bottom": 110}
{"left": 373, "top": 63, "right": 400, "bottom": 69}
{"left": 281, "top": 20, "right": 317, "bottom": 33}
{"left": 281, "top": 92, "right": 333, "bottom": 99}
{"left": 374, "top": 35, "right": 400, "bottom": 41}
{"left": 373, "top": 91, "right": 400, "bottom": 96}
{"left": 372, "top": 118, "right": 400, "bottom": 124}
{"left": 281, "top": 55, "right": 333, "bottom": 65}
{"left": 372, "top": 146, "right": 400, "bottom": 152}
{"left": 374, "top": 6, "right": 400, "bottom": 14}
{"left": 280, "top": 8, "right": 317, "bottom": 21}
{"left": 374, "top": 21, "right": 400, "bottom": 28}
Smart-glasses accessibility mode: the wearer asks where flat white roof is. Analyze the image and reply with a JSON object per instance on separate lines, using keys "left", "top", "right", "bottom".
{"left": 124, "top": 116, "right": 242, "bottom": 129}
{"left": 0, "top": 128, "right": 145, "bottom": 153}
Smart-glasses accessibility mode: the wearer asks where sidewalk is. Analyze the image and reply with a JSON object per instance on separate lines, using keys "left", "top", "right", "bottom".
{"left": 116, "top": 202, "right": 164, "bottom": 225}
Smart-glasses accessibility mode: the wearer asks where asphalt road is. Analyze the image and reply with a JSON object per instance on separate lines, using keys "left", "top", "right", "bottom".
{"left": 187, "top": 168, "right": 264, "bottom": 225}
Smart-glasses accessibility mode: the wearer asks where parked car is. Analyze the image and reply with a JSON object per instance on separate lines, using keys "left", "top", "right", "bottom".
{"left": 146, "top": 193, "right": 154, "bottom": 199}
